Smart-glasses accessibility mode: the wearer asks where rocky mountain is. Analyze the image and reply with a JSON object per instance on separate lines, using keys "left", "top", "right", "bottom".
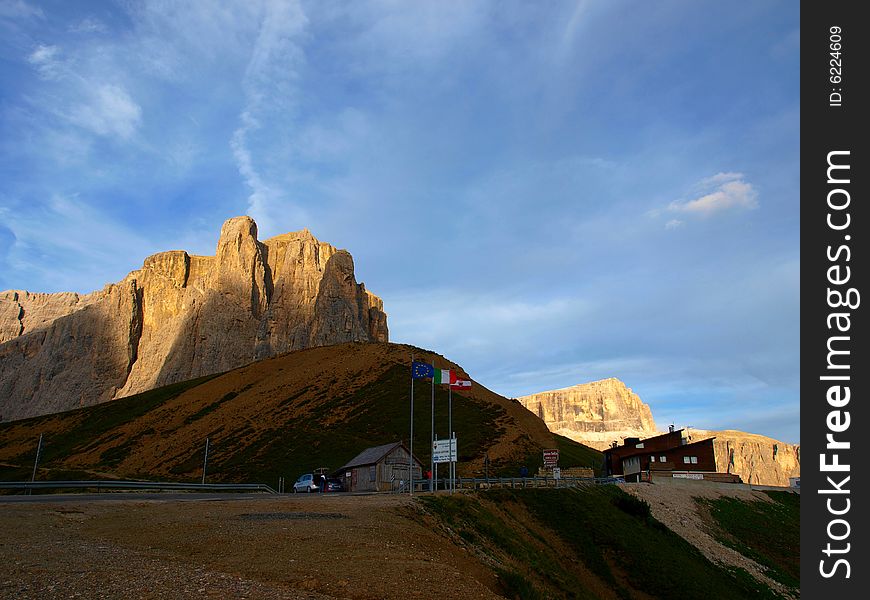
{"left": 518, "top": 378, "right": 800, "bottom": 487}
{"left": 518, "top": 378, "right": 657, "bottom": 450}
{"left": 688, "top": 428, "right": 801, "bottom": 487}
{"left": 0, "top": 216, "right": 388, "bottom": 422}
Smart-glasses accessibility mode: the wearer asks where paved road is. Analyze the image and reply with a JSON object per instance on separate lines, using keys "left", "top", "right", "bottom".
{"left": 0, "top": 491, "right": 361, "bottom": 504}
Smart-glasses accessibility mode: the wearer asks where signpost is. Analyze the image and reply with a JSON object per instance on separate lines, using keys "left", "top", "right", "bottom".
{"left": 433, "top": 438, "right": 457, "bottom": 464}
{"left": 543, "top": 448, "right": 559, "bottom": 467}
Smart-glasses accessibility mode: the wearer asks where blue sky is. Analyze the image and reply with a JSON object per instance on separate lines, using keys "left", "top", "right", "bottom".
{"left": 0, "top": 1, "right": 799, "bottom": 443}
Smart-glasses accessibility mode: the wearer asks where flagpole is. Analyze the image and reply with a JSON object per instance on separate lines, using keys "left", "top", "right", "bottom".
{"left": 429, "top": 360, "right": 435, "bottom": 494}
{"left": 409, "top": 356, "right": 414, "bottom": 496}
{"left": 448, "top": 384, "right": 453, "bottom": 494}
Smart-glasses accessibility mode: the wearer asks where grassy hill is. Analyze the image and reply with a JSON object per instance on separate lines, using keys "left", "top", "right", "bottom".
{"left": 422, "top": 487, "right": 789, "bottom": 599}
{"left": 0, "top": 342, "right": 600, "bottom": 485}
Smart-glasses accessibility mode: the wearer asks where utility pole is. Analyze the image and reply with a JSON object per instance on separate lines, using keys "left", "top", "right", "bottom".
{"left": 29, "top": 433, "right": 44, "bottom": 494}
{"left": 201, "top": 437, "right": 210, "bottom": 484}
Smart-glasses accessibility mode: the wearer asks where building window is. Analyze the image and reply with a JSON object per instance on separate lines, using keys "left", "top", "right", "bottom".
{"left": 683, "top": 456, "right": 698, "bottom": 465}
{"left": 683, "top": 456, "right": 691, "bottom": 464}
{"left": 635, "top": 442, "right": 645, "bottom": 448}
{"left": 690, "top": 456, "right": 698, "bottom": 464}
{"left": 659, "top": 456, "right": 666, "bottom": 462}
{"left": 369, "top": 465, "right": 376, "bottom": 482}
{"left": 649, "top": 455, "right": 656, "bottom": 462}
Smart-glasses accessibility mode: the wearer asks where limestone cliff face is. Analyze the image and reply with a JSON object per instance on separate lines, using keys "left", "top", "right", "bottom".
{"left": 689, "top": 429, "right": 801, "bottom": 487}
{"left": 518, "top": 378, "right": 657, "bottom": 439}
{"left": 0, "top": 216, "right": 388, "bottom": 421}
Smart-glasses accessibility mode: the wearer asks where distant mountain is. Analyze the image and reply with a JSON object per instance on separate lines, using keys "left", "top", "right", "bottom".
{"left": 519, "top": 378, "right": 799, "bottom": 487}
{"left": 518, "top": 378, "right": 657, "bottom": 450}
{"left": 0, "top": 216, "right": 388, "bottom": 422}
{"left": 0, "top": 342, "right": 600, "bottom": 483}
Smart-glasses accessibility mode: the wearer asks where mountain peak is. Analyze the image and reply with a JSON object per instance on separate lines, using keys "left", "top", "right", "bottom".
{"left": 0, "top": 217, "right": 388, "bottom": 422}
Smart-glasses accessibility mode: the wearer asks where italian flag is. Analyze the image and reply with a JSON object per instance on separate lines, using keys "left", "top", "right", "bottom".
{"left": 433, "top": 369, "right": 455, "bottom": 384}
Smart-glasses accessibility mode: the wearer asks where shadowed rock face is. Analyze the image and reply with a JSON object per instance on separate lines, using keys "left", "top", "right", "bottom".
{"left": 0, "top": 216, "right": 388, "bottom": 422}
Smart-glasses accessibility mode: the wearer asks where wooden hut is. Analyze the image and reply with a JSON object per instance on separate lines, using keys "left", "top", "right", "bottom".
{"left": 335, "top": 442, "right": 423, "bottom": 492}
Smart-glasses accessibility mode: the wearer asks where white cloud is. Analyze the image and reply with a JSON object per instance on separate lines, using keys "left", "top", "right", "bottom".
{"left": 667, "top": 172, "right": 758, "bottom": 218}
{"left": 664, "top": 219, "right": 683, "bottom": 230}
{"left": 27, "top": 44, "right": 61, "bottom": 79}
{"left": 24, "top": 41, "right": 143, "bottom": 141}
{"left": 68, "top": 84, "right": 142, "bottom": 140}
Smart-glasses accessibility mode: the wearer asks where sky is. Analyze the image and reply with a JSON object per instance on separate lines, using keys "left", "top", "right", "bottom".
{"left": 0, "top": 1, "right": 800, "bottom": 443}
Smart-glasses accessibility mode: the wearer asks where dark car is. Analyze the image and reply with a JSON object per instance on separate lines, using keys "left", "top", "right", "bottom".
{"left": 321, "top": 477, "right": 345, "bottom": 492}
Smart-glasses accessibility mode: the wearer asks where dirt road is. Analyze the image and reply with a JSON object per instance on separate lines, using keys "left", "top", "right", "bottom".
{"left": 0, "top": 493, "right": 501, "bottom": 600}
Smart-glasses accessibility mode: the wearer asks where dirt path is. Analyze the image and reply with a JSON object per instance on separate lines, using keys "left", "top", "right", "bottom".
{"left": 0, "top": 493, "right": 501, "bottom": 600}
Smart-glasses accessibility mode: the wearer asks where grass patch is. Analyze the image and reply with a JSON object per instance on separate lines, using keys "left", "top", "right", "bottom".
{"left": 423, "top": 487, "right": 786, "bottom": 600}
{"left": 698, "top": 490, "right": 800, "bottom": 590}
{"left": 0, "top": 374, "right": 218, "bottom": 478}
{"left": 420, "top": 493, "right": 591, "bottom": 599}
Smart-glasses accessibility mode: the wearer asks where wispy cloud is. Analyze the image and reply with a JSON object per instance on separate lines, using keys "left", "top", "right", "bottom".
{"left": 68, "top": 17, "right": 107, "bottom": 34}
{"left": 2, "top": 194, "right": 155, "bottom": 292}
{"left": 25, "top": 43, "right": 142, "bottom": 141}
{"left": 231, "top": 0, "right": 308, "bottom": 236}
{"left": 27, "top": 43, "right": 61, "bottom": 79}
{"left": 67, "top": 84, "right": 142, "bottom": 140}
{"left": 668, "top": 172, "right": 758, "bottom": 217}
{"left": 0, "top": 0, "right": 43, "bottom": 20}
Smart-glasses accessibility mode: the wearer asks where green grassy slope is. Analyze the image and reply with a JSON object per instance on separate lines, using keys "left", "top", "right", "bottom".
{"left": 422, "top": 487, "right": 787, "bottom": 600}
{"left": 697, "top": 491, "right": 800, "bottom": 592}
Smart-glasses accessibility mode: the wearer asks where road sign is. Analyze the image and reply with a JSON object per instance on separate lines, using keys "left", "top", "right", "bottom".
{"left": 543, "top": 448, "right": 559, "bottom": 466}
{"left": 433, "top": 439, "right": 457, "bottom": 463}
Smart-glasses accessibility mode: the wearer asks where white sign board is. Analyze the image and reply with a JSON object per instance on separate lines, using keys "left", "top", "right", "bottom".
{"left": 433, "top": 439, "right": 457, "bottom": 463}
{"left": 672, "top": 473, "right": 704, "bottom": 480}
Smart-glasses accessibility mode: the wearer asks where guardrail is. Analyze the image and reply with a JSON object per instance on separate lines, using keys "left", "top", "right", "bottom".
{"left": 392, "top": 476, "right": 621, "bottom": 493}
{"left": 455, "top": 476, "right": 607, "bottom": 490}
{"left": 0, "top": 480, "right": 277, "bottom": 494}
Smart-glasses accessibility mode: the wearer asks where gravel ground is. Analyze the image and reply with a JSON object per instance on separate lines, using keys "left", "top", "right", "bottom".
{"left": 619, "top": 481, "right": 798, "bottom": 599}
{"left": 0, "top": 493, "right": 501, "bottom": 600}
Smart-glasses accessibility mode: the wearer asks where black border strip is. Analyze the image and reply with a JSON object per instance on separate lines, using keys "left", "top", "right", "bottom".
{"left": 801, "top": 2, "right": 867, "bottom": 596}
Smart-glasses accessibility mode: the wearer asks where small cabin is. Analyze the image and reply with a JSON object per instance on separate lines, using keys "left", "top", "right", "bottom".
{"left": 335, "top": 442, "right": 423, "bottom": 492}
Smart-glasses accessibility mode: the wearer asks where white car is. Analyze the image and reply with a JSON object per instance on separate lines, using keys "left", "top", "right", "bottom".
{"left": 293, "top": 473, "right": 320, "bottom": 493}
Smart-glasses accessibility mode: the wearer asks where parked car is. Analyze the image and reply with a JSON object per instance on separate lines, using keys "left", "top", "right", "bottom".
{"left": 293, "top": 473, "right": 319, "bottom": 493}
{"left": 322, "top": 477, "right": 344, "bottom": 493}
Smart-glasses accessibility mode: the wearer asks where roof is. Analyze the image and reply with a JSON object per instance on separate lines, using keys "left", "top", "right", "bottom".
{"left": 604, "top": 429, "right": 718, "bottom": 460}
{"left": 338, "top": 441, "right": 420, "bottom": 471}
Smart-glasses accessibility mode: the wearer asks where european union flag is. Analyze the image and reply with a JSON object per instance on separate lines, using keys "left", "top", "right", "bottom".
{"left": 412, "top": 361, "right": 434, "bottom": 379}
